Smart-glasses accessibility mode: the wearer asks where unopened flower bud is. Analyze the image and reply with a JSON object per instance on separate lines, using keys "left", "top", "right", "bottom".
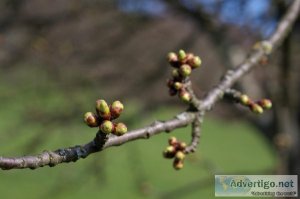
{"left": 178, "top": 49, "right": 186, "bottom": 61}
{"left": 179, "top": 64, "right": 192, "bottom": 77}
{"left": 261, "top": 41, "right": 272, "bottom": 55}
{"left": 84, "top": 112, "right": 99, "bottom": 127}
{"left": 173, "top": 159, "right": 184, "bottom": 170}
{"left": 250, "top": 104, "right": 264, "bottom": 114}
{"left": 253, "top": 41, "right": 272, "bottom": 55}
{"left": 179, "top": 91, "right": 191, "bottom": 103}
{"left": 100, "top": 120, "right": 114, "bottom": 134}
{"left": 189, "top": 56, "right": 201, "bottom": 69}
{"left": 114, "top": 122, "right": 127, "bottom": 136}
{"left": 167, "top": 52, "right": 178, "bottom": 63}
{"left": 163, "top": 146, "right": 176, "bottom": 159}
{"left": 96, "top": 99, "right": 111, "bottom": 119}
{"left": 174, "top": 82, "right": 183, "bottom": 90}
{"left": 178, "top": 142, "right": 187, "bottom": 150}
{"left": 168, "top": 136, "right": 177, "bottom": 146}
{"left": 185, "top": 53, "right": 194, "bottom": 62}
{"left": 240, "top": 94, "right": 250, "bottom": 105}
{"left": 172, "top": 69, "right": 180, "bottom": 78}
{"left": 175, "top": 151, "right": 185, "bottom": 161}
{"left": 110, "top": 100, "right": 124, "bottom": 119}
{"left": 258, "top": 99, "right": 272, "bottom": 109}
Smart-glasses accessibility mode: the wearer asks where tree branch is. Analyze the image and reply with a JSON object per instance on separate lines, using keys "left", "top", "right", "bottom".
{"left": 184, "top": 112, "right": 203, "bottom": 154}
{"left": 199, "top": 0, "right": 300, "bottom": 111}
{"left": 0, "top": 0, "right": 299, "bottom": 170}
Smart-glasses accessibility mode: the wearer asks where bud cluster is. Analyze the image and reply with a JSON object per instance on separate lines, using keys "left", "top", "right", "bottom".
{"left": 167, "top": 50, "right": 202, "bottom": 103}
{"left": 253, "top": 41, "right": 273, "bottom": 55}
{"left": 163, "top": 136, "right": 187, "bottom": 170}
{"left": 84, "top": 99, "right": 127, "bottom": 136}
{"left": 238, "top": 94, "right": 272, "bottom": 114}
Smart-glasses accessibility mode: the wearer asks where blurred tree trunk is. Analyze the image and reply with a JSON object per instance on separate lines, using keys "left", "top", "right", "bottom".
{"left": 275, "top": 0, "right": 299, "bottom": 171}
{"left": 271, "top": 2, "right": 300, "bottom": 198}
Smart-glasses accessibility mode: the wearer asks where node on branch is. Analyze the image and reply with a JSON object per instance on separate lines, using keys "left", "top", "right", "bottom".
{"left": 84, "top": 99, "right": 128, "bottom": 137}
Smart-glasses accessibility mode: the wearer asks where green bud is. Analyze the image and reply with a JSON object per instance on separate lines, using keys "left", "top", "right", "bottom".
{"left": 84, "top": 112, "right": 99, "bottom": 127}
{"left": 173, "top": 159, "right": 184, "bottom": 170}
{"left": 178, "top": 49, "right": 186, "bottom": 61}
{"left": 175, "top": 151, "right": 185, "bottom": 161}
{"left": 174, "top": 82, "right": 183, "bottom": 90}
{"left": 179, "top": 64, "right": 192, "bottom": 77}
{"left": 179, "top": 91, "right": 191, "bottom": 103}
{"left": 114, "top": 122, "right": 127, "bottom": 136}
{"left": 261, "top": 41, "right": 273, "bottom": 55}
{"left": 240, "top": 94, "right": 250, "bottom": 105}
{"left": 96, "top": 99, "right": 111, "bottom": 119}
{"left": 253, "top": 41, "right": 272, "bottom": 54}
{"left": 250, "top": 104, "right": 264, "bottom": 114}
{"left": 258, "top": 99, "right": 272, "bottom": 109}
{"left": 100, "top": 120, "right": 114, "bottom": 134}
{"left": 172, "top": 69, "right": 180, "bottom": 78}
{"left": 190, "top": 56, "right": 201, "bottom": 68}
{"left": 110, "top": 100, "right": 124, "bottom": 119}
{"left": 167, "top": 52, "right": 178, "bottom": 62}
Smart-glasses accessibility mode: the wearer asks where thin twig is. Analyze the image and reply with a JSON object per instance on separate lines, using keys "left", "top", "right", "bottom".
{"left": 199, "top": 0, "right": 300, "bottom": 111}
{"left": 184, "top": 112, "right": 204, "bottom": 154}
{"left": 184, "top": 79, "right": 201, "bottom": 110}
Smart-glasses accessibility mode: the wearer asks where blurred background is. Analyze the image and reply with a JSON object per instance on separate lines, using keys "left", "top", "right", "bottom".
{"left": 0, "top": 0, "right": 299, "bottom": 198}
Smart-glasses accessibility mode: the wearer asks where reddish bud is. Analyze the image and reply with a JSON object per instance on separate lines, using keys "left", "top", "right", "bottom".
{"left": 84, "top": 112, "right": 99, "bottom": 127}
{"left": 179, "top": 91, "right": 191, "bottom": 103}
{"left": 110, "top": 100, "right": 124, "bottom": 119}
{"left": 167, "top": 52, "right": 178, "bottom": 62}
{"left": 258, "top": 99, "right": 272, "bottom": 109}
{"left": 168, "top": 136, "right": 177, "bottom": 146}
{"left": 113, "top": 122, "right": 128, "bottom": 136}
{"left": 184, "top": 53, "right": 194, "bottom": 63}
{"left": 168, "top": 52, "right": 180, "bottom": 68}
{"left": 250, "top": 104, "right": 264, "bottom": 114}
{"left": 178, "top": 142, "right": 187, "bottom": 150}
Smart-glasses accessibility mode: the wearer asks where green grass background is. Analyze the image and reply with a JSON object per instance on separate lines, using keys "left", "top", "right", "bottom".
{"left": 0, "top": 67, "right": 276, "bottom": 199}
